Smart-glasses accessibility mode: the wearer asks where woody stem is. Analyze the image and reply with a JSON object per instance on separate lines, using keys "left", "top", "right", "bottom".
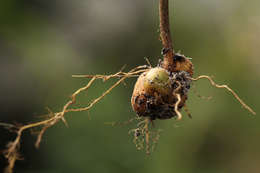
{"left": 159, "top": 0, "right": 175, "bottom": 71}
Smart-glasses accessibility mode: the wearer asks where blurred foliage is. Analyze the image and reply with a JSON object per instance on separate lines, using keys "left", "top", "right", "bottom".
{"left": 0, "top": 0, "right": 260, "bottom": 173}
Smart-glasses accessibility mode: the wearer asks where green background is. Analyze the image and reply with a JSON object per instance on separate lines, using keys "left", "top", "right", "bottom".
{"left": 0, "top": 0, "right": 259, "bottom": 172}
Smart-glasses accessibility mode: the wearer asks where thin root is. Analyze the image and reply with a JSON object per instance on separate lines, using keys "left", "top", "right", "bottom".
{"left": 129, "top": 117, "right": 158, "bottom": 154}
{"left": 1, "top": 65, "right": 150, "bottom": 173}
{"left": 190, "top": 75, "right": 256, "bottom": 115}
{"left": 172, "top": 81, "right": 184, "bottom": 120}
{"left": 144, "top": 118, "right": 150, "bottom": 155}
{"left": 192, "top": 84, "right": 212, "bottom": 100}
{"left": 174, "top": 94, "right": 183, "bottom": 120}
{"left": 184, "top": 104, "right": 192, "bottom": 119}
{"left": 104, "top": 117, "right": 136, "bottom": 127}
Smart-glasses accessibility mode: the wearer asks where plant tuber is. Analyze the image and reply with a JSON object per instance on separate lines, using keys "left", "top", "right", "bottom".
{"left": 131, "top": 53, "right": 193, "bottom": 120}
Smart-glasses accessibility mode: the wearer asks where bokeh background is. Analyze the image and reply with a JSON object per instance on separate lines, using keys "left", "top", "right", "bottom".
{"left": 0, "top": 0, "right": 260, "bottom": 172}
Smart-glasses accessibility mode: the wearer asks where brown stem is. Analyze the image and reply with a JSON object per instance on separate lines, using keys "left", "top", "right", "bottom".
{"left": 159, "top": 0, "right": 175, "bottom": 71}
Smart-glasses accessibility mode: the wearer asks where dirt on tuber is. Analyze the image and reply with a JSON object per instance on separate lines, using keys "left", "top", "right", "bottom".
{"left": 131, "top": 53, "right": 193, "bottom": 120}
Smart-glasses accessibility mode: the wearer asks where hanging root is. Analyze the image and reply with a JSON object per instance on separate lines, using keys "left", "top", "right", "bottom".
{"left": 174, "top": 94, "right": 182, "bottom": 120}
{"left": 144, "top": 118, "right": 150, "bottom": 154}
{"left": 0, "top": 69, "right": 256, "bottom": 173}
{"left": 172, "top": 81, "right": 184, "bottom": 120}
{"left": 190, "top": 75, "right": 256, "bottom": 115}
{"left": 129, "top": 117, "right": 161, "bottom": 154}
{"left": 0, "top": 65, "right": 150, "bottom": 173}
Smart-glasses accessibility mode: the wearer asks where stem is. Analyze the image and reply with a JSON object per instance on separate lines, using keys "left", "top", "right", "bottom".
{"left": 159, "top": 0, "right": 175, "bottom": 71}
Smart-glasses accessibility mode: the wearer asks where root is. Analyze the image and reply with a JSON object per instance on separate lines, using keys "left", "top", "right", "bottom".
{"left": 0, "top": 65, "right": 149, "bottom": 173}
{"left": 104, "top": 117, "right": 137, "bottom": 127}
{"left": 184, "top": 104, "right": 192, "bottom": 119}
{"left": 144, "top": 118, "right": 150, "bottom": 154}
{"left": 172, "top": 81, "right": 184, "bottom": 120}
{"left": 0, "top": 123, "right": 17, "bottom": 132}
{"left": 174, "top": 94, "right": 182, "bottom": 120}
{"left": 150, "top": 129, "right": 162, "bottom": 152}
{"left": 191, "top": 84, "right": 212, "bottom": 101}
{"left": 0, "top": 68, "right": 256, "bottom": 173}
{"left": 190, "top": 75, "right": 256, "bottom": 115}
{"left": 129, "top": 117, "right": 162, "bottom": 154}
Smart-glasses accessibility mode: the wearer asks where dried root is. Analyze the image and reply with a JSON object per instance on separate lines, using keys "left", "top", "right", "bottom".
{"left": 0, "top": 0, "right": 255, "bottom": 172}
{"left": 0, "top": 65, "right": 150, "bottom": 173}
{"left": 104, "top": 117, "right": 137, "bottom": 127}
{"left": 191, "top": 84, "right": 212, "bottom": 101}
{"left": 129, "top": 117, "right": 162, "bottom": 154}
{"left": 0, "top": 63, "right": 256, "bottom": 173}
{"left": 190, "top": 75, "right": 256, "bottom": 115}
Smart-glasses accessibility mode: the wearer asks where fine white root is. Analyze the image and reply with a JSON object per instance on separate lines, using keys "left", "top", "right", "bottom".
{"left": 174, "top": 94, "right": 183, "bottom": 120}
